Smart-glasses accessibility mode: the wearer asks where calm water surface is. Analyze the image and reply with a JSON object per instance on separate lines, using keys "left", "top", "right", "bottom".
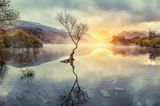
{"left": 1, "top": 44, "right": 160, "bottom": 106}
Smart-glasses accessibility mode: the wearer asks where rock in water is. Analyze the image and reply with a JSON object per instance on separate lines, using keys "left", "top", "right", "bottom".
{"left": 114, "top": 87, "right": 125, "bottom": 92}
{"left": 100, "top": 90, "right": 111, "bottom": 98}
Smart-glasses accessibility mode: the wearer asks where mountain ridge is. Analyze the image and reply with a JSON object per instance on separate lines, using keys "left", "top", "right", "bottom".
{"left": 12, "top": 20, "right": 98, "bottom": 44}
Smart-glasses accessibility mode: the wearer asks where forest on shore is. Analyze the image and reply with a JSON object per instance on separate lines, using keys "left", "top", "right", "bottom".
{"left": 112, "top": 31, "right": 160, "bottom": 48}
{"left": 0, "top": 29, "right": 43, "bottom": 48}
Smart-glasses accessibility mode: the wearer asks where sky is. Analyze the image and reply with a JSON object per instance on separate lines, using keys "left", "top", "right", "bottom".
{"left": 11, "top": 0, "right": 160, "bottom": 39}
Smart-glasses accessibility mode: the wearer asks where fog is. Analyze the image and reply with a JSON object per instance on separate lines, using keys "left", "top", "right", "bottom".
{"left": 0, "top": 44, "right": 160, "bottom": 106}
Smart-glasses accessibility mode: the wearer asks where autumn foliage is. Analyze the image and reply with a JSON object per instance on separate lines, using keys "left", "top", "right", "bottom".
{"left": 0, "top": 30, "right": 43, "bottom": 48}
{"left": 112, "top": 31, "right": 160, "bottom": 48}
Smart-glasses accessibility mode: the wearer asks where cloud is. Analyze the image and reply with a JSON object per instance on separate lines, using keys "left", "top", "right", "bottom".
{"left": 11, "top": 0, "right": 92, "bottom": 11}
{"left": 94, "top": 0, "right": 132, "bottom": 12}
{"left": 94, "top": 0, "right": 160, "bottom": 23}
{"left": 11, "top": 0, "right": 160, "bottom": 32}
{"left": 11, "top": 0, "right": 96, "bottom": 27}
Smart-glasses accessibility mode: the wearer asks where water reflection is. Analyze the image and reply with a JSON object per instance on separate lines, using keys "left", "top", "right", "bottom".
{"left": 112, "top": 46, "right": 160, "bottom": 60}
{"left": 2, "top": 44, "right": 160, "bottom": 106}
{"left": 0, "top": 48, "right": 8, "bottom": 82}
{"left": 60, "top": 59, "right": 89, "bottom": 106}
{"left": 0, "top": 47, "right": 66, "bottom": 67}
{"left": 0, "top": 44, "right": 109, "bottom": 68}
{"left": 60, "top": 45, "right": 89, "bottom": 105}
{"left": 0, "top": 64, "right": 7, "bottom": 82}
{"left": 0, "top": 47, "right": 39, "bottom": 67}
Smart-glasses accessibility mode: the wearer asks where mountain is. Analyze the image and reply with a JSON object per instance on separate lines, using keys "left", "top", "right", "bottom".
{"left": 0, "top": 30, "right": 43, "bottom": 48}
{"left": 111, "top": 30, "right": 160, "bottom": 47}
{"left": 12, "top": 20, "right": 98, "bottom": 44}
{"left": 81, "top": 33, "right": 102, "bottom": 44}
{"left": 117, "top": 31, "right": 147, "bottom": 39}
{"left": 13, "top": 20, "right": 67, "bottom": 44}
{"left": 111, "top": 31, "right": 148, "bottom": 45}
{"left": 15, "top": 21, "right": 59, "bottom": 32}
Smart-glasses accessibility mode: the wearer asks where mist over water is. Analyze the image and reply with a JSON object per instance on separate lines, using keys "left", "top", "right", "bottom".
{"left": 1, "top": 44, "right": 160, "bottom": 106}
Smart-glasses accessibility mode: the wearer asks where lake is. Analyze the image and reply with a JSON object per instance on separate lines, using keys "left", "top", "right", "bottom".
{"left": 0, "top": 44, "right": 160, "bottom": 106}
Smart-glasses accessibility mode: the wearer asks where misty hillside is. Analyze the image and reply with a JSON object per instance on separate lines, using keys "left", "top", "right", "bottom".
{"left": 112, "top": 31, "right": 160, "bottom": 47}
{"left": 0, "top": 30, "right": 43, "bottom": 48}
{"left": 13, "top": 21, "right": 67, "bottom": 44}
{"left": 10, "top": 20, "right": 98, "bottom": 44}
{"left": 117, "top": 31, "right": 147, "bottom": 39}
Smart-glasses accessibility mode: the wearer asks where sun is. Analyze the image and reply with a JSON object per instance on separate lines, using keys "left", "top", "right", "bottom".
{"left": 89, "top": 29, "right": 116, "bottom": 43}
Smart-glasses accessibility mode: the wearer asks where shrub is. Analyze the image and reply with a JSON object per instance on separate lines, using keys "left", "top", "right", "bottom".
{"left": 0, "top": 29, "right": 43, "bottom": 48}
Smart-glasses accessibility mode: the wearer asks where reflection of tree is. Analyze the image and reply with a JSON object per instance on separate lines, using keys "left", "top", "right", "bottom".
{"left": 0, "top": 0, "right": 19, "bottom": 81}
{"left": 11, "top": 48, "right": 41, "bottom": 66}
{"left": 57, "top": 12, "right": 89, "bottom": 106}
{"left": 0, "top": 48, "right": 42, "bottom": 66}
{"left": 112, "top": 46, "right": 160, "bottom": 61}
{"left": 0, "top": 48, "right": 8, "bottom": 81}
{"left": 60, "top": 59, "right": 89, "bottom": 106}
{"left": 0, "top": 62, "right": 7, "bottom": 81}
{"left": 148, "top": 48, "right": 160, "bottom": 60}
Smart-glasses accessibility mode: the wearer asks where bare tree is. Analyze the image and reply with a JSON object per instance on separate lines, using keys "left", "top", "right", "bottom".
{"left": 0, "top": 0, "right": 19, "bottom": 28}
{"left": 57, "top": 12, "right": 89, "bottom": 106}
{"left": 0, "top": 0, "right": 19, "bottom": 77}
{"left": 57, "top": 12, "right": 88, "bottom": 62}
{"left": 148, "top": 30, "right": 157, "bottom": 40}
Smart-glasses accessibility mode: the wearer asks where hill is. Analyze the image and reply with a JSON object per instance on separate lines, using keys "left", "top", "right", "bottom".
{"left": 0, "top": 29, "right": 43, "bottom": 48}
{"left": 13, "top": 20, "right": 67, "bottom": 44}
{"left": 111, "top": 31, "right": 160, "bottom": 48}
{"left": 13, "top": 20, "right": 98, "bottom": 44}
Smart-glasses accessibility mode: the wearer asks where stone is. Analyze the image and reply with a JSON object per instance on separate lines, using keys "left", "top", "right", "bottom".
{"left": 100, "top": 89, "right": 111, "bottom": 98}
{"left": 114, "top": 87, "right": 125, "bottom": 92}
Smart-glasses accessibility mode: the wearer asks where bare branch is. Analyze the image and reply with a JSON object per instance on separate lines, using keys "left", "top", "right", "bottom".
{"left": 0, "top": 0, "right": 19, "bottom": 28}
{"left": 57, "top": 12, "right": 77, "bottom": 44}
{"left": 58, "top": 12, "right": 89, "bottom": 105}
{"left": 57, "top": 12, "right": 88, "bottom": 46}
